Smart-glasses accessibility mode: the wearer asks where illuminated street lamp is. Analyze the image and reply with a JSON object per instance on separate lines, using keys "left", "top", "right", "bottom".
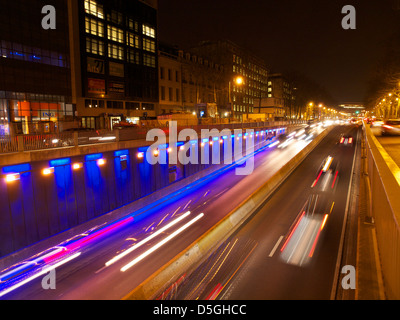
{"left": 235, "top": 76, "right": 244, "bottom": 86}
{"left": 229, "top": 76, "right": 245, "bottom": 121}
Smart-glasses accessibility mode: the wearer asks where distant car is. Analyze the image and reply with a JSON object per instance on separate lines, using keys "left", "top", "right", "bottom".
{"left": 113, "top": 121, "right": 139, "bottom": 129}
{"left": 339, "top": 135, "right": 353, "bottom": 146}
{"left": 381, "top": 119, "right": 400, "bottom": 136}
{"left": 312, "top": 155, "right": 340, "bottom": 191}
{"left": 371, "top": 118, "right": 384, "bottom": 128}
{"left": 62, "top": 128, "right": 100, "bottom": 145}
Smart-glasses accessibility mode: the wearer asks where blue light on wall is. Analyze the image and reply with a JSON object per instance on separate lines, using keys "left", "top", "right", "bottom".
{"left": 114, "top": 150, "right": 129, "bottom": 157}
{"left": 50, "top": 158, "right": 71, "bottom": 167}
{"left": 85, "top": 153, "right": 103, "bottom": 162}
{"left": 2, "top": 164, "right": 31, "bottom": 174}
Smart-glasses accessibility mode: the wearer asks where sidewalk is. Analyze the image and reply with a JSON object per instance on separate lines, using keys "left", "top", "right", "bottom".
{"left": 335, "top": 129, "right": 386, "bottom": 300}
{"left": 355, "top": 146, "right": 386, "bottom": 300}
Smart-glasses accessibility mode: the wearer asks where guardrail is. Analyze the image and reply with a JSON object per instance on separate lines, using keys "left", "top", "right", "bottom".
{"left": 363, "top": 123, "right": 400, "bottom": 299}
{"left": 0, "top": 120, "right": 307, "bottom": 154}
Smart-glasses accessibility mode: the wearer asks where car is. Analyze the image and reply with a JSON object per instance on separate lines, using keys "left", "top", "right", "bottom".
{"left": 61, "top": 128, "right": 101, "bottom": 145}
{"left": 339, "top": 135, "right": 353, "bottom": 146}
{"left": 311, "top": 155, "right": 340, "bottom": 191}
{"left": 371, "top": 118, "right": 384, "bottom": 128}
{"left": 381, "top": 119, "right": 400, "bottom": 136}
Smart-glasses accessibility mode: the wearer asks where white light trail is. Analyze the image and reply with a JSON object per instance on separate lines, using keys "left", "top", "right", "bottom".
{"left": 105, "top": 211, "right": 192, "bottom": 267}
{"left": 0, "top": 252, "right": 81, "bottom": 298}
{"left": 120, "top": 213, "right": 204, "bottom": 272}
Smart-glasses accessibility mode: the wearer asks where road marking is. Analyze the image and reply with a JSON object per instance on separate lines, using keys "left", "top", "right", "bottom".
{"left": 269, "top": 236, "right": 284, "bottom": 257}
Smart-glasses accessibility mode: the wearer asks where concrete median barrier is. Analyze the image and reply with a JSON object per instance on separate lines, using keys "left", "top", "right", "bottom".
{"left": 124, "top": 126, "right": 333, "bottom": 300}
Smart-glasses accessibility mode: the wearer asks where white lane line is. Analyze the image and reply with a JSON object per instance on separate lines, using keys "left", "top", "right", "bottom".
{"left": 269, "top": 236, "right": 284, "bottom": 258}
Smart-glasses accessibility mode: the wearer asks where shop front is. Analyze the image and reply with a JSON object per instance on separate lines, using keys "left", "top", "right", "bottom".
{"left": 1, "top": 99, "right": 74, "bottom": 135}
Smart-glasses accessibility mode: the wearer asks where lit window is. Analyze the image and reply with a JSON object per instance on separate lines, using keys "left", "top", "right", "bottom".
{"left": 84, "top": 0, "right": 104, "bottom": 19}
{"left": 108, "top": 44, "right": 124, "bottom": 60}
{"left": 86, "top": 37, "right": 104, "bottom": 56}
{"left": 127, "top": 33, "right": 140, "bottom": 48}
{"left": 142, "top": 25, "right": 155, "bottom": 38}
{"left": 85, "top": 17, "right": 104, "bottom": 37}
{"left": 143, "top": 38, "right": 155, "bottom": 53}
{"left": 107, "top": 26, "right": 124, "bottom": 43}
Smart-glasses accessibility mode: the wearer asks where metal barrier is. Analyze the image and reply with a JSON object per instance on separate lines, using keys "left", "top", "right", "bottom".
{"left": 0, "top": 137, "right": 18, "bottom": 154}
{"left": 364, "top": 123, "right": 400, "bottom": 299}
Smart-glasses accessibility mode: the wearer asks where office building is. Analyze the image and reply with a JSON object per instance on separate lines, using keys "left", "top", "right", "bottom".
{"left": 188, "top": 40, "right": 269, "bottom": 121}
{"left": 70, "top": 0, "right": 159, "bottom": 130}
{"left": 0, "top": 0, "right": 73, "bottom": 135}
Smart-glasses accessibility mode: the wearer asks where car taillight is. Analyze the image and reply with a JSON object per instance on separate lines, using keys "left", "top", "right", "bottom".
{"left": 348, "top": 138, "right": 353, "bottom": 144}
{"left": 340, "top": 137, "right": 345, "bottom": 144}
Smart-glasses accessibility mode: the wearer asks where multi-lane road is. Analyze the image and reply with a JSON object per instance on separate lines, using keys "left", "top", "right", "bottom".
{"left": 0, "top": 123, "right": 359, "bottom": 300}
{"left": 157, "top": 124, "right": 360, "bottom": 300}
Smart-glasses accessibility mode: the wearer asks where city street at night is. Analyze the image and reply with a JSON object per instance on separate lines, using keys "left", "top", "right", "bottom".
{"left": 1, "top": 0, "right": 400, "bottom": 309}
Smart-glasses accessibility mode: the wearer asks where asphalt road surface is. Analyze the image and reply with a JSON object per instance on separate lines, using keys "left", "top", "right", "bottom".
{"left": 157, "top": 125, "right": 360, "bottom": 300}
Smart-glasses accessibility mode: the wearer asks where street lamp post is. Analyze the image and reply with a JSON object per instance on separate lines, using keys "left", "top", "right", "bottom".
{"left": 229, "top": 76, "right": 244, "bottom": 122}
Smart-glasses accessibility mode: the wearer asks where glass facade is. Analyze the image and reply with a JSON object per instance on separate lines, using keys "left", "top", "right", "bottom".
{"left": 0, "top": 0, "right": 72, "bottom": 135}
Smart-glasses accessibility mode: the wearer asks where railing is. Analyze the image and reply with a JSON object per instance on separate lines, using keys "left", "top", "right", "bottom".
{"left": 0, "top": 120, "right": 307, "bottom": 154}
{"left": 23, "top": 133, "right": 75, "bottom": 151}
{"left": 363, "top": 123, "right": 400, "bottom": 299}
{"left": 0, "top": 136, "right": 18, "bottom": 154}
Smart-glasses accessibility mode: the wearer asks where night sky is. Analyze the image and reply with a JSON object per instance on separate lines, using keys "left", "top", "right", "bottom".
{"left": 158, "top": 0, "right": 400, "bottom": 104}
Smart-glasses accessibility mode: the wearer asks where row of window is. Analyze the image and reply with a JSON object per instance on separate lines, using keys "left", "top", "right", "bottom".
{"left": 233, "top": 95, "right": 256, "bottom": 105}
{"left": 84, "top": 0, "right": 156, "bottom": 39}
{"left": 233, "top": 54, "right": 268, "bottom": 77}
{"left": 233, "top": 65, "right": 267, "bottom": 84}
{"left": 85, "top": 17, "right": 155, "bottom": 52}
{"left": 160, "top": 87, "right": 180, "bottom": 103}
{"left": 85, "top": 37, "right": 156, "bottom": 66}
{"left": 233, "top": 105, "right": 254, "bottom": 113}
{"left": 85, "top": 99, "right": 155, "bottom": 110}
{"left": 160, "top": 67, "right": 180, "bottom": 82}
{"left": 0, "top": 40, "right": 69, "bottom": 68}
{"left": 180, "top": 52, "right": 224, "bottom": 73}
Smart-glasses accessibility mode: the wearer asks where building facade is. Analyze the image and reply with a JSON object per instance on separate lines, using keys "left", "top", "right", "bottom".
{"left": 70, "top": 0, "right": 159, "bottom": 130}
{"left": 0, "top": 0, "right": 160, "bottom": 135}
{"left": 158, "top": 43, "right": 183, "bottom": 114}
{"left": 0, "top": 0, "right": 73, "bottom": 135}
{"left": 265, "top": 73, "right": 296, "bottom": 119}
{"left": 188, "top": 40, "right": 269, "bottom": 121}
{"left": 178, "top": 49, "right": 226, "bottom": 118}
